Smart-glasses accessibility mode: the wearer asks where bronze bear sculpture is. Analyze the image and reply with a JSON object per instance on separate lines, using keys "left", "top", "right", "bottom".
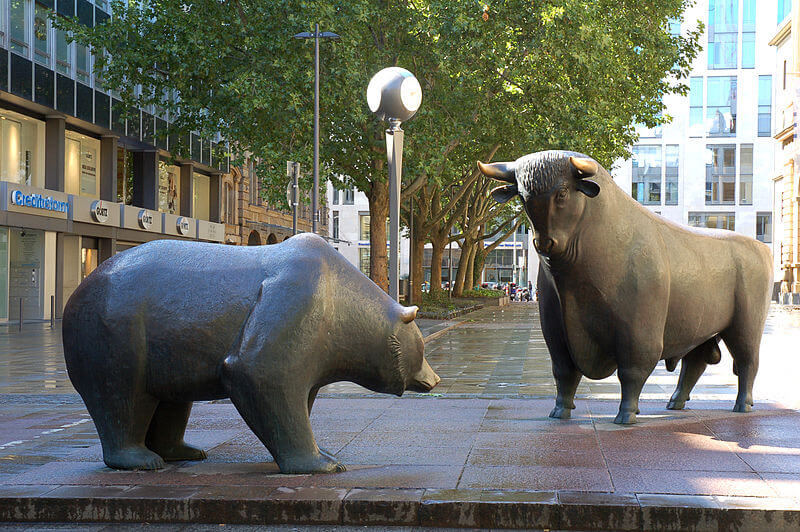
{"left": 62, "top": 233, "right": 440, "bottom": 473}
{"left": 479, "top": 150, "right": 772, "bottom": 424}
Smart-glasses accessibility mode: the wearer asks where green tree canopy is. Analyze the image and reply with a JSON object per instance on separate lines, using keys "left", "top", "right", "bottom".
{"left": 58, "top": 0, "right": 701, "bottom": 289}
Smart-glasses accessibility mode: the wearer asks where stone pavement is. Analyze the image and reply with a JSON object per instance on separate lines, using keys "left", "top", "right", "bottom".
{"left": 2, "top": 304, "right": 800, "bottom": 529}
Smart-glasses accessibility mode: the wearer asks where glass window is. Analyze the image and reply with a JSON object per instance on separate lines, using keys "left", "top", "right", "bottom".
{"left": 631, "top": 145, "right": 661, "bottom": 205}
{"left": 9, "top": 229, "right": 44, "bottom": 320}
{"left": 739, "top": 144, "right": 753, "bottom": 205}
{"left": 34, "top": 2, "right": 50, "bottom": 65}
{"left": 10, "top": 0, "right": 29, "bottom": 55}
{"left": 193, "top": 173, "right": 210, "bottom": 220}
{"left": 668, "top": 18, "right": 681, "bottom": 36}
{"left": 343, "top": 188, "right": 354, "bottom": 205}
{"left": 224, "top": 182, "right": 234, "bottom": 224}
{"left": 332, "top": 189, "right": 339, "bottom": 205}
{"left": 0, "top": 111, "right": 45, "bottom": 188}
{"left": 116, "top": 146, "right": 132, "bottom": 204}
{"left": 759, "top": 76, "right": 772, "bottom": 137}
{"left": 705, "top": 144, "right": 736, "bottom": 205}
{"left": 688, "top": 212, "right": 735, "bottom": 231}
{"left": 64, "top": 132, "right": 99, "bottom": 197}
{"left": 708, "top": 0, "right": 738, "bottom": 69}
{"left": 689, "top": 77, "right": 704, "bottom": 136}
{"left": 158, "top": 161, "right": 180, "bottom": 214}
{"left": 636, "top": 113, "right": 662, "bottom": 138}
{"left": 706, "top": 76, "right": 737, "bottom": 136}
{"left": 741, "top": 0, "right": 755, "bottom": 69}
{"left": 779, "top": 0, "right": 791, "bottom": 25}
{"left": 76, "top": 44, "right": 90, "bottom": 84}
{"left": 757, "top": 212, "right": 772, "bottom": 243}
{"left": 665, "top": 144, "right": 679, "bottom": 205}
{"left": 332, "top": 211, "right": 339, "bottom": 240}
{"left": 55, "top": 27, "right": 71, "bottom": 75}
{"left": 359, "top": 214, "right": 370, "bottom": 241}
{"left": 359, "top": 247, "right": 370, "bottom": 276}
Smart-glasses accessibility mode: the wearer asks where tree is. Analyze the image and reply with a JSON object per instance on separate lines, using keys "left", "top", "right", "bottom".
{"left": 59, "top": 0, "right": 700, "bottom": 292}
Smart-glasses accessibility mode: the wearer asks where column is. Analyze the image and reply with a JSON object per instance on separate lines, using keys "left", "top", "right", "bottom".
{"left": 55, "top": 233, "right": 64, "bottom": 319}
{"left": 132, "top": 151, "right": 159, "bottom": 210}
{"left": 209, "top": 172, "right": 221, "bottom": 223}
{"left": 99, "top": 135, "right": 118, "bottom": 202}
{"left": 98, "top": 237, "right": 116, "bottom": 263}
{"left": 45, "top": 116, "right": 66, "bottom": 192}
{"left": 180, "top": 163, "right": 194, "bottom": 217}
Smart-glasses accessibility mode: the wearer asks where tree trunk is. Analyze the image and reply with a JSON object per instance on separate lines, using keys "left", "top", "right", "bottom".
{"left": 452, "top": 239, "right": 473, "bottom": 297}
{"left": 368, "top": 179, "right": 389, "bottom": 292}
{"left": 473, "top": 244, "right": 486, "bottom": 288}
{"left": 410, "top": 218, "right": 426, "bottom": 305}
{"left": 464, "top": 243, "right": 477, "bottom": 292}
{"left": 429, "top": 236, "right": 445, "bottom": 297}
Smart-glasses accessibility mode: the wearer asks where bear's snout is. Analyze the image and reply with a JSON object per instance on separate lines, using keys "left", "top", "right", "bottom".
{"left": 406, "top": 358, "right": 440, "bottom": 393}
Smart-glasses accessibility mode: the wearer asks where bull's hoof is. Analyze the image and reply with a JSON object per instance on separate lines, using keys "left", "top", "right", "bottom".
{"left": 104, "top": 446, "right": 166, "bottom": 470}
{"left": 733, "top": 402, "right": 753, "bottom": 413}
{"left": 278, "top": 452, "right": 346, "bottom": 474}
{"left": 613, "top": 411, "right": 637, "bottom": 425}
{"left": 549, "top": 406, "right": 572, "bottom": 419}
{"left": 153, "top": 442, "right": 207, "bottom": 462}
{"left": 666, "top": 399, "right": 686, "bottom": 410}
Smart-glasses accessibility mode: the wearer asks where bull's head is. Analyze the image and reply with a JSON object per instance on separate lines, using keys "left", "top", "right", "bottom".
{"left": 477, "top": 151, "right": 600, "bottom": 258}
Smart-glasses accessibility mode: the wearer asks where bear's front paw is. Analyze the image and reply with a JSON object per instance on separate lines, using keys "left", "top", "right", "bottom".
{"left": 278, "top": 452, "right": 346, "bottom": 474}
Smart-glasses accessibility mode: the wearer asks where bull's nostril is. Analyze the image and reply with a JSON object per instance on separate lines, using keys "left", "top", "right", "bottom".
{"left": 544, "top": 238, "right": 555, "bottom": 254}
{"left": 535, "top": 238, "right": 555, "bottom": 254}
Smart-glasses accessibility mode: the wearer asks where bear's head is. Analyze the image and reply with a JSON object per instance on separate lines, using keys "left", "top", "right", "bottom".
{"left": 391, "top": 305, "right": 440, "bottom": 395}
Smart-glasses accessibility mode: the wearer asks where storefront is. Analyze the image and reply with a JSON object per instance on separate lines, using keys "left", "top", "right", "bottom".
{"left": 0, "top": 180, "right": 225, "bottom": 322}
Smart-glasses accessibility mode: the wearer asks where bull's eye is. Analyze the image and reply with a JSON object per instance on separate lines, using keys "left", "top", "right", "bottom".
{"left": 556, "top": 188, "right": 568, "bottom": 202}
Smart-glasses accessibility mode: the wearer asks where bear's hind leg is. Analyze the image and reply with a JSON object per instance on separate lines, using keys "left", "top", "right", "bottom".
{"left": 146, "top": 401, "right": 207, "bottom": 462}
{"left": 85, "top": 392, "right": 165, "bottom": 470}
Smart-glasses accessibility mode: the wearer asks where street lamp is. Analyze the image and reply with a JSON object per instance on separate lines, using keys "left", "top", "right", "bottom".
{"left": 367, "top": 67, "right": 423, "bottom": 301}
{"left": 294, "top": 24, "right": 340, "bottom": 235}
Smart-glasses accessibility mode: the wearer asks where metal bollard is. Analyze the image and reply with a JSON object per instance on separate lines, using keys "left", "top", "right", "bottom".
{"left": 18, "top": 298, "right": 23, "bottom": 331}
{"left": 50, "top": 295, "right": 55, "bottom": 329}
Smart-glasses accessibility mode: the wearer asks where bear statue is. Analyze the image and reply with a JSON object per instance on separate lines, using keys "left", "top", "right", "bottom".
{"left": 62, "top": 233, "right": 440, "bottom": 474}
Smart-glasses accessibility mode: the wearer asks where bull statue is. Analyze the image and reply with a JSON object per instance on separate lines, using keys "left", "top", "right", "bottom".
{"left": 478, "top": 150, "right": 772, "bottom": 424}
{"left": 63, "top": 233, "right": 440, "bottom": 473}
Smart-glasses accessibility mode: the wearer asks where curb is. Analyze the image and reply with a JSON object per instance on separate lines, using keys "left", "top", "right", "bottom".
{"left": 2, "top": 488, "right": 800, "bottom": 530}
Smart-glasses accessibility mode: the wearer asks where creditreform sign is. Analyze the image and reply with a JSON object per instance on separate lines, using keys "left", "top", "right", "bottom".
{"left": 2, "top": 183, "right": 70, "bottom": 220}
{"left": 11, "top": 190, "right": 69, "bottom": 213}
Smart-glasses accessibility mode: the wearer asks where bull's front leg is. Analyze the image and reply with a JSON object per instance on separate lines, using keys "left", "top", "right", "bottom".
{"left": 538, "top": 265, "right": 581, "bottom": 419}
{"left": 615, "top": 352, "right": 660, "bottom": 425}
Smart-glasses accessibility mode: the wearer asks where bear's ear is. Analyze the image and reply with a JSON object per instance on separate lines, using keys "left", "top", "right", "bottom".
{"left": 400, "top": 306, "right": 418, "bottom": 324}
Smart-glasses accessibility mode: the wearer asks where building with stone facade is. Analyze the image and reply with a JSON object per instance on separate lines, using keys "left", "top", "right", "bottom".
{"left": 770, "top": 0, "right": 800, "bottom": 303}
{"left": 222, "top": 161, "right": 327, "bottom": 246}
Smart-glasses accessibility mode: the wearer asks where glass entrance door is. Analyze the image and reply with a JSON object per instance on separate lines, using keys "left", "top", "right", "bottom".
{"left": 8, "top": 229, "right": 43, "bottom": 320}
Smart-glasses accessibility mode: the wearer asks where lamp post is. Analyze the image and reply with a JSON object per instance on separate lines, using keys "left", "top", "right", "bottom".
{"left": 294, "top": 24, "right": 340, "bottom": 234}
{"left": 367, "top": 67, "right": 423, "bottom": 301}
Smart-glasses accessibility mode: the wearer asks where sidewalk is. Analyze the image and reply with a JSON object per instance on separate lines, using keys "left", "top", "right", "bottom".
{"left": 2, "top": 304, "right": 800, "bottom": 529}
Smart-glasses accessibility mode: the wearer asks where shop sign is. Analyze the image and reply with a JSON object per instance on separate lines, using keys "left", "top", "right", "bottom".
{"left": 176, "top": 217, "right": 190, "bottom": 235}
{"left": 90, "top": 200, "right": 110, "bottom": 223}
{"left": 138, "top": 209, "right": 154, "bottom": 229}
{"left": 10, "top": 190, "right": 69, "bottom": 214}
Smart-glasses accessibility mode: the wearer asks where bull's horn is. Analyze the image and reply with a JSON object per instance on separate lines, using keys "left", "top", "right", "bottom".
{"left": 477, "top": 160, "right": 516, "bottom": 184}
{"left": 400, "top": 305, "right": 419, "bottom": 324}
{"left": 569, "top": 156, "right": 598, "bottom": 178}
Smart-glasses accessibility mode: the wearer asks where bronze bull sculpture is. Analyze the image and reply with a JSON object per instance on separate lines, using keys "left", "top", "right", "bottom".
{"left": 479, "top": 150, "right": 772, "bottom": 424}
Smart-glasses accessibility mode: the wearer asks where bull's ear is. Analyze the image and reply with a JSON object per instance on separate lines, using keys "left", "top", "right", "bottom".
{"left": 491, "top": 185, "right": 518, "bottom": 203}
{"left": 569, "top": 156, "right": 598, "bottom": 178}
{"left": 575, "top": 179, "right": 600, "bottom": 198}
